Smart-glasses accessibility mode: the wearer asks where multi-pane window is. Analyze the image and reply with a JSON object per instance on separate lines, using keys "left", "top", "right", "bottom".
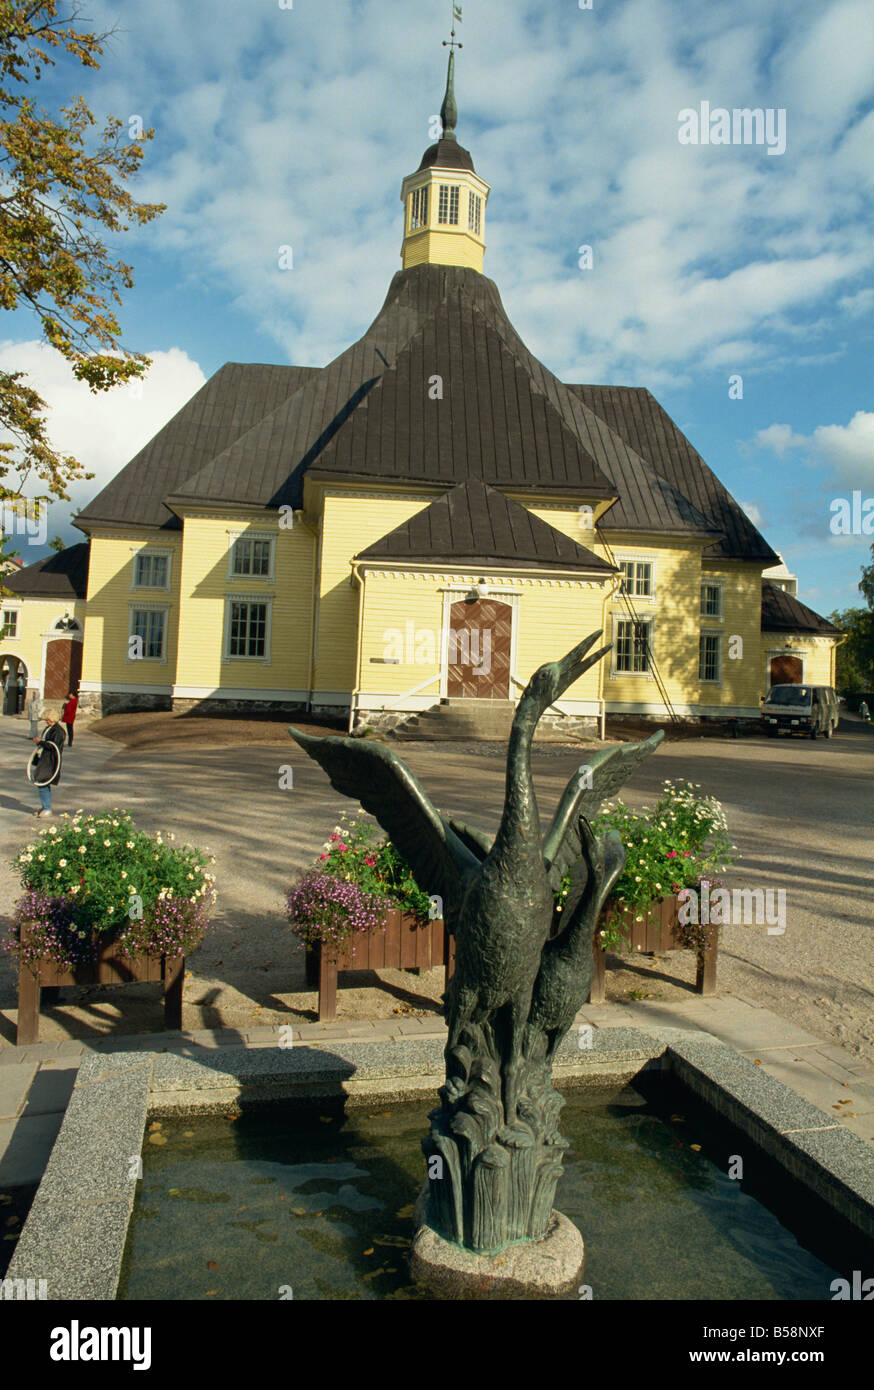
{"left": 410, "top": 186, "right": 429, "bottom": 229}
{"left": 1, "top": 608, "right": 18, "bottom": 637}
{"left": 615, "top": 618, "right": 652, "bottom": 673}
{"left": 229, "top": 601, "right": 267, "bottom": 658}
{"left": 232, "top": 537, "right": 271, "bottom": 577}
{"left": 619, "top": 560, "right": 653, "bottom": 597}
{"left": 699, "top": 633, "right": 721, "bottom": 682}
{"left": 468, "top": 192, "right": 482, "bottom": 235}
{"left": 438, "top": 184, "right": 460, "bottom": 225}
{"left": 133, "top": 551, "right": 169, "bottom": 588}
{"left": 700, "top": 581, "right": 722, "bottom": 619}
{"left": 131, "top": 609, "right": 166, "bottom": 660}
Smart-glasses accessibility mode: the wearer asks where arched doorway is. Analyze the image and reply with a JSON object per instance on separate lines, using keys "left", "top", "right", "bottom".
{"left": 43, "top": 619, "right": 83, "bottom": 702}
{"left": 0, "top": 655, "right": 28, "bottom": 715}
{"left": 769, "top": 654, "right": 803, "bottom": 687}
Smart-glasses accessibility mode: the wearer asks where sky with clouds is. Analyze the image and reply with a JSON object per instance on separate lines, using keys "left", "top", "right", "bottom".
{"left": 2, "top": 0, "right": 872, "bottom": 614}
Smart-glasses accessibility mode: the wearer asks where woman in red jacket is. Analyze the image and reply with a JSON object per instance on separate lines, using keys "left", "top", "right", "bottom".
{"left": 61, "top": 691, "right": 78, "bottom": 746}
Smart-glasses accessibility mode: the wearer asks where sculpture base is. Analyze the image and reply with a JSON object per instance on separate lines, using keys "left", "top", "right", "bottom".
{"left": 410, "top": 1208, "right": 585, "bottom": 1301}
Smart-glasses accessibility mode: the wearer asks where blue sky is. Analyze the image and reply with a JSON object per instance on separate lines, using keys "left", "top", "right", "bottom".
{"left": 2, "top": 0, "right": 873, "bottom": 615}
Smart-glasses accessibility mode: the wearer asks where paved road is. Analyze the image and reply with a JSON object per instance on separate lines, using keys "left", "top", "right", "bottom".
{"left": 0, "top": 713, "right": 872, "bottom": 1060}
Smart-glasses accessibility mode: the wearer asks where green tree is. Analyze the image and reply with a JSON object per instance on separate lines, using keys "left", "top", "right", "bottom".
{"left": 0, "top": 0, "right": 164, "bottom": 517}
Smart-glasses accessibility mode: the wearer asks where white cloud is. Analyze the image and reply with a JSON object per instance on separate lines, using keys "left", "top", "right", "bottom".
{"left": 0, "top": 340, "right": 206, "bottom": 535}
{"left": 740, "top": 499, "right": 765, "bottom": 528}
{"left": 810, "top": 412, "right": 874, "bottom": 487}
{"left": 753, "top": 423, "right": 806, "bottom": 456}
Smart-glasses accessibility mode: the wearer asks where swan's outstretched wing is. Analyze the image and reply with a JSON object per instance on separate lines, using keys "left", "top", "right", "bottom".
{"left": 289, "top": 729, "right": 479, "bottom": 921}
{"left": 446, "top": 818, "right": 493, "bottom": 861}
{"left": 543, "top": 730, "right": 664, "bottom": 889}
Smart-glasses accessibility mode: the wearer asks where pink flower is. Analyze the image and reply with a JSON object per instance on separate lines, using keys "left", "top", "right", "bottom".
{"left": 337, "top": 843, "right": 347, "bottom": 853}
{"left": 364, "top": 855, "right": 376, "bottom": 866}
{"left": 683, "top": 850, "right": 691, "bottom": 857}
{"left": 319, "top": 852, "right": 328, "bottom": 860}
{"left": 666, "top": 850, "right": 677, "bottom": 859}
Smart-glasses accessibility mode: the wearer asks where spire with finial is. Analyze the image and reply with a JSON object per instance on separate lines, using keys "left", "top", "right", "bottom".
{"left": 440, "top": 5, "right": 463, "bottom": 142}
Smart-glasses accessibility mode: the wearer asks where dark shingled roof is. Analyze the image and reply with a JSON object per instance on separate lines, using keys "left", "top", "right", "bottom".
{"left": 356, "top": 479, "right": 616, "bottom": 572}
{"left": 417, "top": 139, "right": 475, "bottom": 172}
{"left": 761, "top": 580, "right": 841, "bottom": 635}
{"left": 568, "top": 385, "right": 779, "bottom": 565}
{"left": 3, "top": 542, "right": 89, "bottom": 599}
{"left": 75, "top": 264, "right": 775, "bottom": 566}
{"left": 76, "top": 363, "right": 319, "bottom": 531}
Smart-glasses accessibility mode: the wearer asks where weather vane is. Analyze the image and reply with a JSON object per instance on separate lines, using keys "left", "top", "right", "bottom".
{"left": 443, "top": 3, "right": 463, "bottom": 52}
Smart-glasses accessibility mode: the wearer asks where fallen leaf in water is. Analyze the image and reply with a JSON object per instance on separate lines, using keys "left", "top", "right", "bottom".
{"left": 0, "top": 1195, "right": 12, "bottom": 1205}
{"left": 168, "top": 1189, "right": 181, "bottom": 1196}
{"left": 184, "top": 1131, "right": 194, "bottom": 1138}
{"left": 363, "top": 1247, "right": 374, "bottom": 1256}
{"left": 206, "top": 1261, "right": 219, "bottom": 1270}
{"left": 148, "top": 1121, "right": 162, "bottom": 1131}
{"left": 291, "top": 1207, "right": 306, "bottom": 1216}
{"left": 147, "top": 1133, "right": 167, "bottom": 1146}
{"left": 690, "top": 1144, "right": 702, "bottom": 1152}
{"left": 205, "top": 1289, "right": 219, "bottom": 1296}
{"left": 844, "top": 1112, "right": 858, "bottom": 1117}
{"left": 753, "top": 1059, "right": 762, "bottom": 1066}
{"left": 395, "top": 1204, "right": 415, "bottom": 1219}
{"left": 319, "top": 1116, "right": 332, "bottom": 1124}
{"left": 381, "top": 1112, "right": 391, "bottom": 1118}
{"left": 669, "top": 1115, "right": 684, "bottom": 1123}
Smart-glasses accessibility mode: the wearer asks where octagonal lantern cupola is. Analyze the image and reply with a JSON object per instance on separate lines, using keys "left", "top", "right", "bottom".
{"left": 400, "top": 51, "right": 490, "bottom": 272}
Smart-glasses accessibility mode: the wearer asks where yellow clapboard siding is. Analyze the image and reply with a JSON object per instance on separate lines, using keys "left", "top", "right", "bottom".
{"left": 0, "top": 598, "right": 86, "bottom": 692}
{"left": 82, "top": 530, "right": 182, "bottom": 685}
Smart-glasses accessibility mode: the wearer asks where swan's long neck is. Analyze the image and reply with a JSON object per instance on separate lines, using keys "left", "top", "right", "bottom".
{"left": 492, "top": 699, "right": 541, "bottom": 868}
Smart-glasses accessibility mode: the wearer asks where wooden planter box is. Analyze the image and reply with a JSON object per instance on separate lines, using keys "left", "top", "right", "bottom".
{"left": 15, "top": 921, "right": 185, "bottom": 1045}
{"left": 304, "top": 909, "right": 453, "bottom": 1022}
{"left": 588, "top": 893, "right": 717, "bottom": 1003}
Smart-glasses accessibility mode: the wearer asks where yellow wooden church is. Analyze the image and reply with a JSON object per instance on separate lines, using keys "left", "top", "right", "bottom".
{"left": 1, "top": 56, "right": 840, "bottom": 733}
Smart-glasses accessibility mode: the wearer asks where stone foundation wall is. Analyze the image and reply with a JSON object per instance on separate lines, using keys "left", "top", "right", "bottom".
{"left": 171, "top": 697, "right": 308, "bottom": 717}
{"left": 352, "top": 709, "right": 412, "bottom": 734}
{"left": 77, "top": 691, "right": 172, "bottom": 717}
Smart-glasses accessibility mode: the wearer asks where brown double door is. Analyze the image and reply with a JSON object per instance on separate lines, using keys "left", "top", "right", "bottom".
{"left": 769, "top": 654, "right": 802, "bottom": 687}
{"left": 44, "top": 639, "right": 83, "bottom": 701}
{"left": 446, "top": 599, "right": 512, "bottom": 698}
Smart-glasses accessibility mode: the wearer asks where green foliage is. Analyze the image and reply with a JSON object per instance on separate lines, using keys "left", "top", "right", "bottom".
{"left": 591, "top": 780, "right": 735, "bottom": 950}
{"left": 0, "top": 1, "right": 164, "bottom": 507}
{"left": 12, "top": 808, "right": 216, "bottom": 931}
{"left": 829, "top": 605, "right": 874, "bottom": 693}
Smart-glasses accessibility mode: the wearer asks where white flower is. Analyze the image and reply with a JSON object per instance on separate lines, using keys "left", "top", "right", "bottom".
{"left": 87, "top": 827, "right": 96, "bottom": 836}
{"left": 58, "top": 858, "right": 68, "bottom": 868}
{"left": 103, "top": 839, "right": 111, "bottom": 847}
{"left": 126, "top": 841, "right": 135, "bottom": 849}
{"left": 38, "top": 854, "right": 45, "bottom": 862}
{"left": 78, "top": 845, "right": 86, "bottom": 854}
{"left": 70, "top": 884, "right": 80, "bottom": 895}
{"left": 121, "top": 871, "right": 128, "bottom": 880}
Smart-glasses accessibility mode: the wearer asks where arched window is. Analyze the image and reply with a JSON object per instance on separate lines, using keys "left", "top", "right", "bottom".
{"left": 53, "top": 615, "right": 81, "bottom": 633}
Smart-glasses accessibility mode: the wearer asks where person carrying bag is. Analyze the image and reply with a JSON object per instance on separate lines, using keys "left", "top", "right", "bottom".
{"left": 27, "top": 707, "right": 66, "bottom": 818}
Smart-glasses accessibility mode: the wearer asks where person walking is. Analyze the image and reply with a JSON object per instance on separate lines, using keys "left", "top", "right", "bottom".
{"left": 30, "top": 707, "right": 65, "bottom": 817}
{"left": 61, "top": 690, "right": 79, "bottom": 746}
{"left": 860, "top": 700, "right": 870, "bottom": 723}
{"left": 26, "top": 689, "right": 41, "bottom": 739}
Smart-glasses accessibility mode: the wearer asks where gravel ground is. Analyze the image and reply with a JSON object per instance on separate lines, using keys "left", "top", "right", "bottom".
{"left": 0, "top": 713, "right": 871, "bottom": 1057}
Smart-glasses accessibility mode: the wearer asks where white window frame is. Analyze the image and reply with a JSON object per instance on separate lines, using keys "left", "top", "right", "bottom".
{"left": 698, "top": 630, "right": 722, "bottom": 684}
{"left": 468, "top": 191, "right": 482, "bottom": 235}
{"left": 409, "top": 184, "right": 429, "bottom": 230}
{"left": 128, "top": 603, "right": 170, "bottom": 664}
{"left": 438, "top": 184, "right": 460, "bottom": 226}
{"left": 223, "top": 594, "right": 273, "bottom": 664}
{"left": 227, "top": 532, "right": 275, "bottom": 582}
{"left": 1, "top": 605, "right": 20, "bottom": 638}
{"left": 616, "top": 556, "right": 656, "bottom": 602}
{"left": 131, "top": 547, "right": 172, "bottom": 592}
{"left": 611, "top": 615, "right": 654, "bottom": 678}
{"left": 700, "top": 578, "right": 724, "bottom": 621}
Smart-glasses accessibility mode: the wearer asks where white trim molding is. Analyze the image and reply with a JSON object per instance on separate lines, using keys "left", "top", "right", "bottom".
{"left": 222, "top": 593, "right": 273, "bottom": 664}
{"left": 226, "top": 530, "right": 276, "bottom": 583}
